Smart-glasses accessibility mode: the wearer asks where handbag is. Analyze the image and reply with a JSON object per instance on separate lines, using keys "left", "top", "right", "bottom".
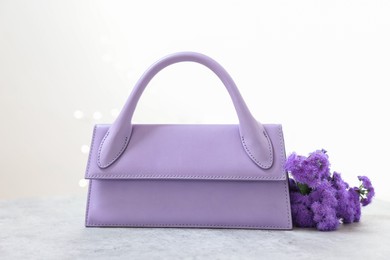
{"left": 84, "top": 52, "right": 292, "bottom": 229}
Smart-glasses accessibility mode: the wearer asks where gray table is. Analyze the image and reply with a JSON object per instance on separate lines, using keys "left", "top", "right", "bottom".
{"left": 0, "top": 196, "right": 389, "bottom": 259}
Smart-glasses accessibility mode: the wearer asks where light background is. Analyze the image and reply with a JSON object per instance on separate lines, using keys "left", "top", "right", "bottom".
{"left": 0, "top": 0, "right": 389, "bottom": 200}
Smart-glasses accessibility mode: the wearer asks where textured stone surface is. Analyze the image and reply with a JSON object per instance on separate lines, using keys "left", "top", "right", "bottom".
{"left": 0, "top": 196, "right": 389, "bottom": 259}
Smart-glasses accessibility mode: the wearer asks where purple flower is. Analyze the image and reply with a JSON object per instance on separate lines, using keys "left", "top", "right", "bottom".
{"left": 311, "top": 202, "right": 339, "bottom": 231}
{"left": 310, "top": 182, "right": 339, "bottom": 231}
{"left": 348, "top": 187, "right": 361, "bottom": 222}
{"left": 290, "top": 191, "right": 316, "bottom": 228}
{"left": 285, "top": 150, "right": 330, "bottom": 188}
{"left": 289, "top": 180, "right": 339, "bottom": 231}
{"left": 331, "top": 172, "right": 355, "bottom": 223}
{"left": 286, "top": 149, "right": 375, "bottom": 231}
{"left": 289, "top": 178, "right": 315, "bottom": 227}
{"left": 357, "top": 176, "right": 375, "bottom": 206}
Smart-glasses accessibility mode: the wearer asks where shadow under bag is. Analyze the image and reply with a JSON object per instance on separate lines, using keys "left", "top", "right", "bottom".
{"left": 84, "top": 52, "right": 292, "bottom": 229}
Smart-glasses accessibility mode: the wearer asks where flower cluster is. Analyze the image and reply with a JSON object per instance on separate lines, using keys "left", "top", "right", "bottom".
{"left": 286, "top": 149, "right": 375, "bottom": 231}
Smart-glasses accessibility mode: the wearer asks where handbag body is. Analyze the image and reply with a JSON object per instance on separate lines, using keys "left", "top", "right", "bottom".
{"left": 84, "top": 52, "right": 292, "bottom": 229}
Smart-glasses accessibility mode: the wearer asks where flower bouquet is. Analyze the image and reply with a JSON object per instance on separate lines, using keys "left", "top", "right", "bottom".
{"left": 286, "top": 149, "right": 375, "bottom": 231}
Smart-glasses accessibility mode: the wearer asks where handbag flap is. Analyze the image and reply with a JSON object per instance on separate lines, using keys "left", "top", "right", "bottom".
{"left": 85, "top": 124, "right": 287, "bottom": 181}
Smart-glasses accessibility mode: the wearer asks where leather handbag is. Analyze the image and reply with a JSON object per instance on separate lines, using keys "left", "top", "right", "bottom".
{"left": 84, "top": 52, "right": 292, "bottom": 229}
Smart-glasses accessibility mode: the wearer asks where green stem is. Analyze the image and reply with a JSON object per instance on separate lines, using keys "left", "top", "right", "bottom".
{"left": 297, "top": 182, "right": 312, "bottom": 195}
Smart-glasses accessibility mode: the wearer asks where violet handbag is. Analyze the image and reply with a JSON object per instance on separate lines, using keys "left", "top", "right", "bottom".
{"left": 84, "top": 52, "right": 292, "bottom": 229}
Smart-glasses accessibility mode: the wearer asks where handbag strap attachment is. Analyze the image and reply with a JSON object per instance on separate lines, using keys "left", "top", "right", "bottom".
{"left": 97, "top": 52, "right": 274, "bottom": 169}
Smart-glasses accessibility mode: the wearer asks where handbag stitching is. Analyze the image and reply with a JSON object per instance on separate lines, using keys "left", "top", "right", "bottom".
{"left": 85, "top": 125, "right": 97, "bottom": 226}
{"left": 283, "top": 177, "right": 291, "bottom": 229}
{"left": 86, "top": 125, "right": 97, "bottom": 177}
{"left": 85, "top": 125, "right": 292, "bottom": 229}
{"left": 240, "top": 133, "right": 273, "bottom": 169}
{"left": 278, "top": 125, "right": 292, "bottom": 228}
{"left": 85, "top": 178, "right": 93, "bottom": 227}
{"left": 97, "top": 130, "right": 273, "bottom": 170}
{"left": 87, "top": 126, "right": 285, "bottom": 180}
{"left": 87, "top": 174, "right": 286, "bottom": 180}
{"left": 97, "top": 131, "right": 129, "bottom": 168}
{"left": 86, "top": 223, "right": 288, "bottom": 229}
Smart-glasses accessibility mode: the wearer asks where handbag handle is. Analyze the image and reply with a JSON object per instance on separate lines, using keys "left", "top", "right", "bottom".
{"left": 97, "top": 52, "right": 274, "bottom": 169}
